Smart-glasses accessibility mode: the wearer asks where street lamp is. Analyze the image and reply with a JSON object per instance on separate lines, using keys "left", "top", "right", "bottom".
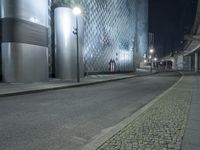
{"left": 73, "top": 7, "right": 81, "bottom": 15}
{"left": 153, "top": 57, "right": 158, "bottom": 70}
{"left": 73, "top": 7, "right": 81, "bottom": 82}
{"left": 150, "top": 48, "right": 154, "bottom": 54}
{"left": 149, "top": 55, "right": 152, "bottom": 59}
{"left": 149, "top": 48, "right": 155, "bottom": 72}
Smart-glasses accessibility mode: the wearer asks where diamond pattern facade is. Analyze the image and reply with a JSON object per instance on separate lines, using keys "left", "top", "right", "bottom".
{"left": 80, "top": 0, "right": 148, "bottom": 74}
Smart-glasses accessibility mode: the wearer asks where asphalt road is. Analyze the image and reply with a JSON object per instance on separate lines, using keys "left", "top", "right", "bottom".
{"left": 0, "top": 72, "right": 180, "bottom": 150}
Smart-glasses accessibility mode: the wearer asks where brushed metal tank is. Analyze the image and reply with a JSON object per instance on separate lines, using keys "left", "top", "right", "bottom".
{"left": 54, "top": 7, "right": 84, "bottom": 80}
{"left": 1, "top": 43, "right": 48, "bottom": 82}
{"left": 0, "top": 0, "right": 48, "bottom": 26}
{"left": 0, "top": 0, "right": 49, "bottom": 83}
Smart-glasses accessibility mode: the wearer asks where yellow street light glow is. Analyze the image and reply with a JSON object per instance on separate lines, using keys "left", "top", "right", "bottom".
{"left": 73, "top": 7, "right": 82, "bottom": 16}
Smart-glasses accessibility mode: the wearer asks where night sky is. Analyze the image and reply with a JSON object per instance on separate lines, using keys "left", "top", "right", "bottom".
{"left": 149, "top": 0, "right": 198, "bottom": 57}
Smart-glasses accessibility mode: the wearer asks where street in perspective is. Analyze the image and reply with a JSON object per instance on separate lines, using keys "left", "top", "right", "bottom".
{"left": 0, "top": 0, "right": 200, "bottom": 150}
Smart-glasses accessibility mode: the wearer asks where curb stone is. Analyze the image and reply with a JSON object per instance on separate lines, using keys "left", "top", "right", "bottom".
{"left": 0, "top": 72, "right": 158, "bottom": 97}
{"left": 82, "top": 73, "right": 184, "bottom": 150}
{"left": 0, "top": 75, "right": 135, "bottom": 97}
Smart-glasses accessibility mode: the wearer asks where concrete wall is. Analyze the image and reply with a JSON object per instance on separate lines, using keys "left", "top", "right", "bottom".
{"left": 177, "top": 55, "right": 184, "bottom": 70}
{"left": 198, "top": 53, "right": 200, "bottom": 71}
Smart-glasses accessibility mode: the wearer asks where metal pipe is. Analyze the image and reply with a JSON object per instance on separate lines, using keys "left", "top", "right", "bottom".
{"left": 76, "top": 16, "right": 80, "bottom": 82}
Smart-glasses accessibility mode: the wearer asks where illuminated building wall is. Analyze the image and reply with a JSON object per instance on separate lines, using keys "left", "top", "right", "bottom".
{"left": 0, "top": 0, "right": 148, "bottom": 82}
{"left": 80, "top": 0, "right": 148, "bottom": 73}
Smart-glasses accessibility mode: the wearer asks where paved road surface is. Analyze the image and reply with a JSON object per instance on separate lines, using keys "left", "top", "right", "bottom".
{"left": 0, "top": 72, "right": 180, "bottom": 150}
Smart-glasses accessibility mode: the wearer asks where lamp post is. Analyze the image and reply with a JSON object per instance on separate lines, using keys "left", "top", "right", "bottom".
{"left": 154, "top": 57, "right": 158, "bottom": 70}
{"left": 73, "top": 7, "right": 81, "bottom": 82}
{"left": 149, "top": 55, "right": 153, "bottom": 72}
{"left": 149, "top": 48, "right": 154, "bottom": 72}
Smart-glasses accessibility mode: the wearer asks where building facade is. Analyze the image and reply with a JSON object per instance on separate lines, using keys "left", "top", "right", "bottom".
{"left": 80, "top": 0, "right": 148, "bottom": 73}
{"left": 0, "top": 0, "right": 149, "bottom": 82}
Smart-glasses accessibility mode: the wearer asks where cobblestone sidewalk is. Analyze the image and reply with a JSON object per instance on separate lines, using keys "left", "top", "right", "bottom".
{"left": 97, "top": 76, "right": 193, "bottom": 150}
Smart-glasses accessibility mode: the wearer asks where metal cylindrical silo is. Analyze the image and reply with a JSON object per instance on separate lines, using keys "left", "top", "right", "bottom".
{"left": 0, "top": 0, "right": 49, "bottom": 82}
{"left": 54, "top": 7, "right": 84, "bottom": 80}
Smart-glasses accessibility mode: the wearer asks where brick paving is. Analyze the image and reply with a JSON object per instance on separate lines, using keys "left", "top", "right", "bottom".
{"left": 97, "top": 76, "right": 194, "bottom": 150}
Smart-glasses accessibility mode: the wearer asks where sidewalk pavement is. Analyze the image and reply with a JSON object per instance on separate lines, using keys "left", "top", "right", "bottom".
{"left": 181, "top": 74, "right": 200, "bottom": 150}
{"left": 0, "top": 71, "right": 155, "bottom": 97}
{"left": 83, "top": 73, "right": 199, "bottom": 150}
